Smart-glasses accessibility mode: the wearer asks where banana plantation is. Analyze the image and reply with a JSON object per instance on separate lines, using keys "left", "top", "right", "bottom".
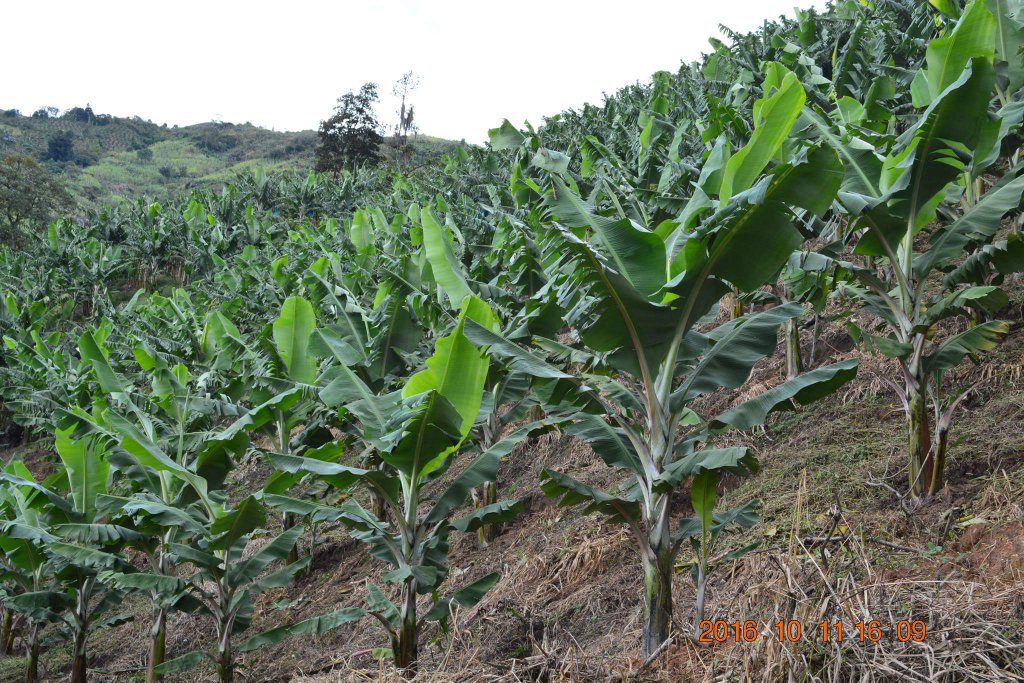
{"left": 2, "top": 1, "right": 1024, "bottom": 680}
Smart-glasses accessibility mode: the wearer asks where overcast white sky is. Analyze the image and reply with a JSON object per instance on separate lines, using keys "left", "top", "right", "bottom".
{"left": 2, "top": 1, "right": 825, "bottom": 143}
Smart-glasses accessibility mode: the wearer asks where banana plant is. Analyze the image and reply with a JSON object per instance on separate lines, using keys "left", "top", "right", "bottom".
{"left": 0, "top": 426, "right": 137, "bottom": 683}
{"left": 0, "top": 462, "right": 72, "bottom": 683}
{"left": 68, "top": 313, "right": 364, "bottom": 682}
{"left": 418, "top": 206, "right": 552, "bottom": 546}
{"left": 303, "top": 245, "right": 433, "bottom": 524}
{"left": 68, "top": 323, "right": 336, "bottom": 681}
{"left": 72, "top": 381, "right": 358, "bottom": 683}
{"left": 468, "top": 367, "right": 538, "bottom": 546}
{"left": 757, "top": 242, "right": 845, "bottom": 380}
{"left": 0, "top": 327, "right": 71, "bottom": 438}
{"left": 69, "top": 327, "right": 229, "bottom": 682}
{"left": 132, "top": 499, "right": 361, "bottom": 682}
{"left": 43, "top": 425, "right": 140, "bottom": 683}
{"left": 71, "top": 238, "right": 129, "bottom": 319}
{"left": 270, "top": 296, "right": 546, "bottom": 674}
{"left": 805, "top": 0, "right": 1024, "bottom": 498}
{"left": 314, "top": 337, "right": 402, "bottom": 523}
{"left": 253, "top": 296, "right": 335, "bottom": 565}
{"left": 469, "top": 67, "right": 859, "bottom": 656}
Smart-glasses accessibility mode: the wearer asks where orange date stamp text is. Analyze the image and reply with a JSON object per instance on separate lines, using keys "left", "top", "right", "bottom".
{"left": 696, "top": 619, "right": 928, "bottom": 643}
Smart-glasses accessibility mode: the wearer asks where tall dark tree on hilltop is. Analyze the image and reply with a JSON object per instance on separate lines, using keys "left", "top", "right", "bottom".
{"left": 314, "top": 83, "right": 383, "bottom": 172}
{"left": 63, "top": 105, "right": 95, "bottom": 123}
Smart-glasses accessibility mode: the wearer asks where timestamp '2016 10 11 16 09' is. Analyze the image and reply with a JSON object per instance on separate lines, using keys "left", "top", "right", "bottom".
{"left": 697, "top": 619, "right": 928, "bottom": 643}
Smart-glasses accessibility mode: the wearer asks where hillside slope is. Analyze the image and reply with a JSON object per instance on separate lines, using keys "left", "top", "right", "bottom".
{"left": 0, "top": 110, "right": 459, "bottom": 209}
{"left": 2, "top": 1, "right": 1023, "bottom": 681}
{"left": 1, "top": 283, "right": 1021, "bottom": 682}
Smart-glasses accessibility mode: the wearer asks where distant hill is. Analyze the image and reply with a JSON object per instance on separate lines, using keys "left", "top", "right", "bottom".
{"left": 0, "top": 108, "right": 461, "bottom": 210}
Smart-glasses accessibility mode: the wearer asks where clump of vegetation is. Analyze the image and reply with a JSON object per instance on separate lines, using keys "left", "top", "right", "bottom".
{"left": 0, "top": 154, "right": 74, "bottom": 242}
{"left": 43, "top": 132, "right": 74, "bottom": 163}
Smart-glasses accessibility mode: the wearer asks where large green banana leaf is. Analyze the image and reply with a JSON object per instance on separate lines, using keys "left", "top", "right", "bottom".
{"left": 54, "top": 425, "right": 110, "bottom": 519}
{"left": 273, "top": 296, "right": 318, "bottom": 385}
